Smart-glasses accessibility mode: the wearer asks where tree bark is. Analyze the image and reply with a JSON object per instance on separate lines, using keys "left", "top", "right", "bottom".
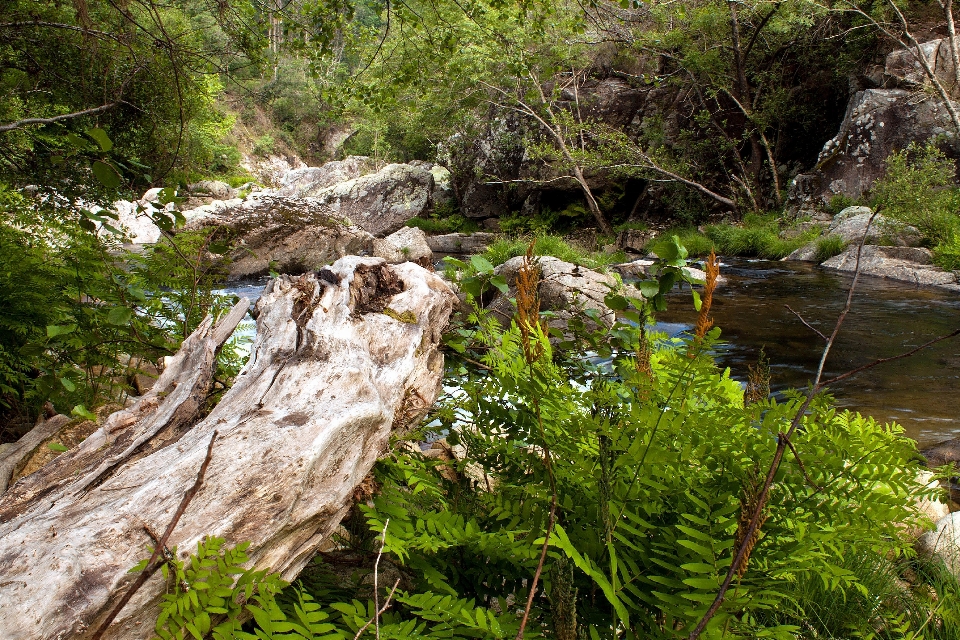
{"left": 0, "top": 256, "right": 455, "bottom": 640}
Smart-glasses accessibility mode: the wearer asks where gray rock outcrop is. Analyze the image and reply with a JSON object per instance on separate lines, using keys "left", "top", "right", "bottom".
{"left": 188, "top": 180, "right": 236, "bottom": 200}
{"left": 309, "top": 163, "right": 433, "bottom": 237}
{"left": 885, "top": 38, "right": 960, "bottom": 96}
{"left": 821, "top": 245, "right": 960, "bottom": 290}
{"left": 372, "top": 226, "right": 433, "bottom": 264}
{"left": 184, "top": 194, "right": 374, "bottom": 280}
{"left": 788, "top": 88, "right": 958, "bottom": 211}
{"left": 425, "top": 232, "right": 498, "bottom": 255}
{"left": 278, "top": 156, "right": 372, "bottom": 197}
{"left": 784, "top": 206, "right": 921, "bottom": 261}
{"left": 917, "top": 512, "right": 960, "bottom": 578}
{"left": 486, "top": 256, "right": 624, "bottom": 328}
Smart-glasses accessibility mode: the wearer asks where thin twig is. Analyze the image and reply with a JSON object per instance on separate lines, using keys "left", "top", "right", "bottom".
{"left": 352, "top": 578, "right": 401, "bottom": 640}
{"left": 784, "top": 304, "right": 827, "bottom": 341}
{"left": 821, "top": 328, "right": 960, "bottom": 386}
{"left": 515, "top": 449, "right": 557, "bottom": 640}
{"left": 781, "top": 433, "right": 822, "bottom": 491}
{"left": 374, "top": 519, "right": 389, "bottom": 640}
{"left": 90, "top": 431, "right": 218, "bottom": 639}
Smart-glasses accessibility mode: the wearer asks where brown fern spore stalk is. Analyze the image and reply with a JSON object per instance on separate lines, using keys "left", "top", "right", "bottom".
{"left": 516, "top": 241, "right": 544, "bottom": 365}
{"left": 514, "top": 240, "right": 559, "bottom": 639}
{"left": 693, "top": 251, "right": 720, "bottom": 342}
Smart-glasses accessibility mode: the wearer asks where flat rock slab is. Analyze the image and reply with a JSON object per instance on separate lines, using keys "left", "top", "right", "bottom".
{"left": 184, "top": 194, "right": 375, "bottom": 280}
{"left": 821, "top": 245, "right": 960, "bottom": 290}
{"left": 426, "top": 232, "right": 498, "bottom": 255}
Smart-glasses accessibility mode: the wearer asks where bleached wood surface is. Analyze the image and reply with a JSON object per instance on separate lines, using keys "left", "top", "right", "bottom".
{"left": 0, "top": 256, "right": 455, "bottom": 639}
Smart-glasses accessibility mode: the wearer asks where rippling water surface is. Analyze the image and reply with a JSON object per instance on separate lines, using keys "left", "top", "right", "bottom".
{"left": 656, "top": 259, "right": 960, "bottom": 447}
{"left": 221, "top": 260, "right": 960, "bottom": 447}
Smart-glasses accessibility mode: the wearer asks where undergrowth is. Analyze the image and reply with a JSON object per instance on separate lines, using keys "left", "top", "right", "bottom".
{"left": 646, "top": 213, "right": 821, "bottom": 259}
{"left": 142, "top": 243, "right": 954, "bottom": 639}
{"left": 482, "top": 234, "right": 626, "bottom": 269}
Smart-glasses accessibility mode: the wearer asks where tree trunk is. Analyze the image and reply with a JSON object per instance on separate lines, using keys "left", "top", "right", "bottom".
{"left": 0, "top": 256, "right": 456, "bottom": 640}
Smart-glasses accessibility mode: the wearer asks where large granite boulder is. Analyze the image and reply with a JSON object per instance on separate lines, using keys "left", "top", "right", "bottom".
{"left": 188, "top": 180, "right": 236, "bottom": 200}
{"left": 485, "top": 256, "right": 624, "bottom": 328}
{"left": 885, "top": 38, "right": 960, "bottom": 96}
{"left": 309, "top": 163, "right": 434, "bottom": 237}
{"left": 784, "top": 205, "right": 921, "bottom": 261}
{"left": 278, "top": 156, "right": 373, "bottom": 197}
{"left": 372, "top": 226, "right": 433, "bottom": 264}
{"left": 917, "top": 512, "right": 960, "bottom": 577}
{"left": 183, "top": 194, "right": 374, "bottom": 280}
{"left": 821, "top": 244, "right": 960, "bottom": 290}
{"left": 241, "top": 153, "right": 308, "bottom": 188}
{"left": 788, "top": 88, "right": 958, "bottom": 211}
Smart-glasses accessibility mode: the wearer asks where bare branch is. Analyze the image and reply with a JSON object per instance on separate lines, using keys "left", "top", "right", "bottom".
{"left": 0, "top": 103, "right": 119, "bottom": 134}
{"left": 91, "top": 431, "right": 218, "bottom": 639}
{"left": 784, "top": 304, "right": 827, "bottom": 341}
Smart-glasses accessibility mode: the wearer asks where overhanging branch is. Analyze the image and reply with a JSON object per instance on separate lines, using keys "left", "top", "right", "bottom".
{"left": 0, "top": 103, "right": 119, "bottom": 134}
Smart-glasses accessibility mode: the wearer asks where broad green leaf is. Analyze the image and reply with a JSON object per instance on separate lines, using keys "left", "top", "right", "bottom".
{"left": 92, "top": 160, "right": 122, "bottom": 189}
{"left": 86, "top": 127, "right": 114, "bottom": 152}
{"left": 107, "top": 306, "right": 134, "bottom": 325}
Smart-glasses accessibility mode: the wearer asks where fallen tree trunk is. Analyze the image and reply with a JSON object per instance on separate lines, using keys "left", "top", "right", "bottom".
{"left": 0, "top": 256, "right": 455, "bottom": 640}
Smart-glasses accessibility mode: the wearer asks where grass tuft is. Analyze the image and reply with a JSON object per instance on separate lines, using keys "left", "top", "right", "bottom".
{"left": 482, "top": 234, "right": 626, "bottom": 270}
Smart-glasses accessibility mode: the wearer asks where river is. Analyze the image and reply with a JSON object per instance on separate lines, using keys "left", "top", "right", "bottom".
{"left": 222, "top": 259, "right": 960, "bottom": 448}
{"left": 657, "top": 259, "right": 960, "bottom": 448}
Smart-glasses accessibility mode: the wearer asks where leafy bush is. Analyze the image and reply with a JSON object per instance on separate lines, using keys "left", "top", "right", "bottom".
{"left": 828, "top": 194, "right": 859, "bottom": 215}
{"left": 253, "top": 134, "right": 276, "bottom": 158}
{"left": 647, "top": 214, "right": 818, "bottom": 259}
{"left": 406, "top": 214, "right": 479, "bottom": 234}
{"left": 343, "top": 272, "right": 935, "bottom": 638}
{"left": 0, "top": 187, "right": 238, "bottom": 428}
{"left": 872, "top": 142, "right": 960, "bottom": 252}
{"left": 482, "top": 234, "right": 626, "bottom": 269}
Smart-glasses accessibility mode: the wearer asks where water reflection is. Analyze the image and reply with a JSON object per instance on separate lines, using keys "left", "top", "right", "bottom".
{"left": 655, "top": 259, "right": 960, "bottom": 447}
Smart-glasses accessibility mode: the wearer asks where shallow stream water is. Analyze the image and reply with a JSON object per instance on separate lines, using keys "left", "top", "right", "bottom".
{"left": 221, "top": 259, "right": 960, "bottom": 448}
{"left": 656, "top": 259, "right": 960, "bottom": 448}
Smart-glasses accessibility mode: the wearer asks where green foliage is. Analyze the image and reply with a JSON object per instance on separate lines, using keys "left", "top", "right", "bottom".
{"left": 500, "top": 202, "right": 592, "bottom": 235}
{"left": 406, "top": 214, "right": 479, "bottom": 234}
{"left": 871, "top": 142, "right": 960, "bottom": 269}
{"left": 0, "top": 186, "right": 239, "bottom": 423}
{"left": 481, "top": 234, "right": 626, "bottom": 269}
{"left": 253, "top": 134, "right": 277, "bottom": 158}
{"left": 0, "top": 0, "right": 258, "bottom": 195}
{"left": 647, "top": 214, "right": 819, "bottom": 259}
{"left": 344, "top": 278, "right": 935, "bottom": 638}
{"left": 142, "top": 537, "right": 287, "bottom": 640}
{"left": 815, "top": 235, "right": 849, "bottom": 262}
{"left": 828, "top": 194, "right": 860, "bottom": 215}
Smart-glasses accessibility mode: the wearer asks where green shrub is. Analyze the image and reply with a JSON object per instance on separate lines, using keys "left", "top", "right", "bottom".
{"left": 646, "top": 214, "right": 818, "bottom": 259}
{"left": 828, "top": 193, "right": 858, "bottom": 215}
{"left": 815, "top": 235, "right": 848, "bottom": 262}
{"left": 934, "top": 236, "right": 960, "bottom": 270}
{"left": 872, "top": 142, "right": 960, "bottom": 248}
{"left": 0, "top": 186, "right": 237, "bottom": 423}
{"left": 253, "top": 134, "right": 276, "bottom": 158}
{"left": 405, "top": 214, "right": 479, "bottom": 234}
{"left": 481, "top": 234, "right": 626, "bottom": 269}
{"left": 348, "top": 284, "right": 935, "bottom": 638}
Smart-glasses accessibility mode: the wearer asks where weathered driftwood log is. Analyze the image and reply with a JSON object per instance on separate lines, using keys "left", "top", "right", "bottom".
{"left": 0, "top": 256, "right": 455, "bottom": 640}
